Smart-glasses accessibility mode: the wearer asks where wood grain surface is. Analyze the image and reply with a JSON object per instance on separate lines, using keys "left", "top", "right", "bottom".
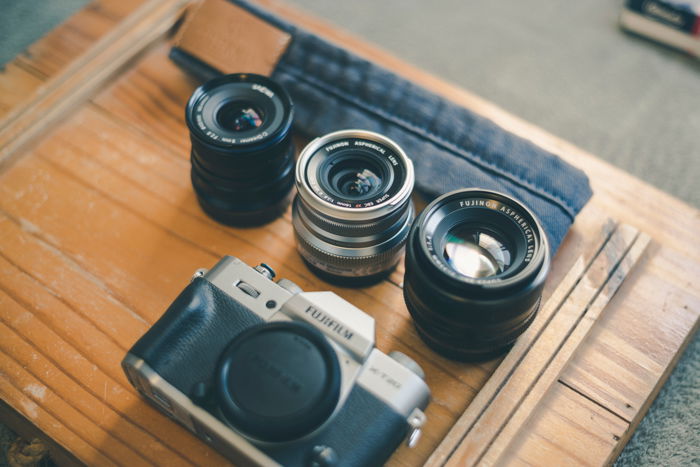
{"left": 0, "top": 1, "right": 698, "bottom": 465}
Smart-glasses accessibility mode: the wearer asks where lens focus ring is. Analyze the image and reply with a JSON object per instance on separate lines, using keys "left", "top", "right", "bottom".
{"left": 294, "top": 220, "right": 409, "bottom": 279}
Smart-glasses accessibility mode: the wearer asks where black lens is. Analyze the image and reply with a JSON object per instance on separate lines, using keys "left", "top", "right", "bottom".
{"left": 185, "top": 74, "right": 294, "bottom": 226}
{"left": 403, "top": 189, "right": 550, "bottom": 361}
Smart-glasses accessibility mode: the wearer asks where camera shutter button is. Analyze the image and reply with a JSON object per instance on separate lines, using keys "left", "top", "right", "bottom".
{"left": 254, "top": 263, "right": 275, "bottom": 279}
{"left": 277, "top": 278, "right": 302, "bottom": 294}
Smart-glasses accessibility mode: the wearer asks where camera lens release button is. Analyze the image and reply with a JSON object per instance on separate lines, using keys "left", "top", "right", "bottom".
{"left": 216, "top": 321, "right": 341, "bottom": 442}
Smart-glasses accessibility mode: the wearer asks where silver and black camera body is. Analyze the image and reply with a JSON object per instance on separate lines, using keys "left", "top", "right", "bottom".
{"left": 122, "top": 256, "right": 430, "bottom": 466}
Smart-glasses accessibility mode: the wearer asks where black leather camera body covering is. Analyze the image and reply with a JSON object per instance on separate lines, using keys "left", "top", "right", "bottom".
{"left": 126, "top": 276, "right": 413, "bottom": 466}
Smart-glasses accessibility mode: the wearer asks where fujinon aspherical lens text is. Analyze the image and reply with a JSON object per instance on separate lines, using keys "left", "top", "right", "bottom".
{"left": 185, "top": 73, "right": 295, "bottom": 226}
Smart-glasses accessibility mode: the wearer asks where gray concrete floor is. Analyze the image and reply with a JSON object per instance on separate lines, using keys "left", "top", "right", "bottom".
{"left": 1, "top": 0, "right": 698, "bottom": 466}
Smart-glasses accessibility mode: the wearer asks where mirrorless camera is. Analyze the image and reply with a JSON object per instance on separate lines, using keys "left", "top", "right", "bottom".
{"left": 122, "top": 256, "right": 430, "bottom": 466}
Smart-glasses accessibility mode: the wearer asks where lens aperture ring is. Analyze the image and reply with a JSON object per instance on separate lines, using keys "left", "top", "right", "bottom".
{"left": 294, "top": 225, "right": 408, "bottom": 278}
{"left": 405, "top": 281, "right": 541, "bottom": 342}
{"left": 191, "top": 143, "right": 295, "bottom": 191}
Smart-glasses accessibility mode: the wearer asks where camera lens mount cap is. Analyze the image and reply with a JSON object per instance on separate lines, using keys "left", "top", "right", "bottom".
{"left": 216, "top": 321, "right": 341, "bottom": 442}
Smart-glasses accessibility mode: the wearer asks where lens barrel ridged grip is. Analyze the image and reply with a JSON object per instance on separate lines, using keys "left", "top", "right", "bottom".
{"left": 294, "top": 228, "right": 406, "bottom": 282}
{"left": 296, "top": 197, "right": 412, "bottom": 238}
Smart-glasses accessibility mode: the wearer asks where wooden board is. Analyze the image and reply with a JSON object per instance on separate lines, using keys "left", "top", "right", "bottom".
{"left": 0, "top": 1, "right": 698, "bottom": 465}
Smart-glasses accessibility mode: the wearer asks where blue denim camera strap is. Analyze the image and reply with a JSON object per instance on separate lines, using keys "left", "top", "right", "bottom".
{"left": 184, "top": 0, "right": 594, "bottom": 253}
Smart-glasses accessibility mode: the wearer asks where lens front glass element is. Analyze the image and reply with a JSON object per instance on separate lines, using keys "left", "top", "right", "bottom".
{"left": 328, "top": 157, "right": 383, "bottom": 199}
{"left": 443, "top": 225, "right": 512, "bottom": 278}
{"left": 216, "top": 101, "right": 264, "bottom": 132}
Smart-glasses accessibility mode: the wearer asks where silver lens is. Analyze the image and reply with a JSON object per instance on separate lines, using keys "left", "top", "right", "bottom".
{"left": 293, "top": 130, "right": 415, "bottom": 282}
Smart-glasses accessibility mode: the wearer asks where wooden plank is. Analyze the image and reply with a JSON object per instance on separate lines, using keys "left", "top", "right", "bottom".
{"left": 0, "top": 181, "right": 230, "bottom": 465}
{"left": 13, "top": 6, "right": 116, "bottom": 79}
{"left": 0, "top": 63, "right": 44, "bottom": 120}
{"left": 561, "top": 242, "right": 700, "bottom": 421}
{"left": 482, "top": 232, "right": 651, "bottom": 466}
{"left": 499, "top": 383, "right": 628, "bottom": 466}
{"left": 485, "top": 230, "right": 651, "bottom": 466}
{"left": 86, "top": 0, "right": 150, "bottom": 22}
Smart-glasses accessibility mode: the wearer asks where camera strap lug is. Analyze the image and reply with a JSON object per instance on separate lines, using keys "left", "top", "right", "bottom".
{"left": 191, "top": 268, "right": 208, "bottom": 282}
{"left": 406, "top": 408, "right": 427, "bottom": 448}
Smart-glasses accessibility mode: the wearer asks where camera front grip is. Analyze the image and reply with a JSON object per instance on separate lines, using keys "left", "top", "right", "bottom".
{"left": 129, "top": 277, "right": 264, "bottom": 396}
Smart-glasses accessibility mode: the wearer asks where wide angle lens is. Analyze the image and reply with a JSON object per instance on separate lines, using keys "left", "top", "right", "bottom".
{"left": 185, "top": 73, "right": 295, "bottom": 226}
{"left": 292, "top": 130, "right": 415, "bottom": 285}
{"left": 403, "top": 189, "right": 550, "bottom": 361}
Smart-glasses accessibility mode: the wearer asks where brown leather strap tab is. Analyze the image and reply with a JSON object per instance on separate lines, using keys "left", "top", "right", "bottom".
{"left": 173, "top": 0, "right": 291, "bottom": 76}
